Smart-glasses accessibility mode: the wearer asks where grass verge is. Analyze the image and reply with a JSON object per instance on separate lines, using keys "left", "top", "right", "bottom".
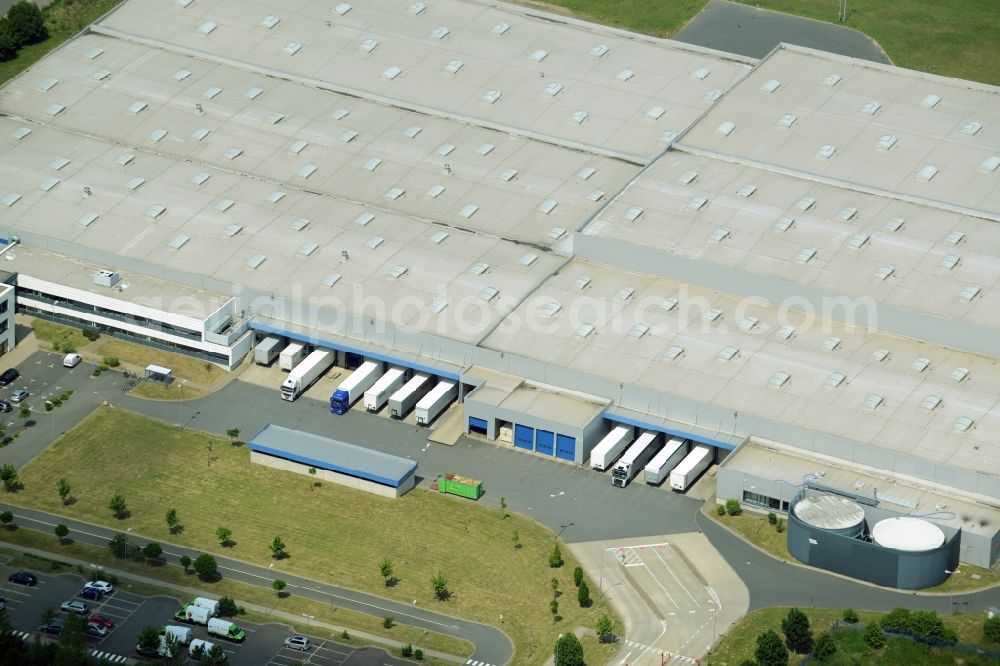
{"left": 129, "top": 381, "right": 208, "bottom": 401}
{"left": 29, "top": 320, "right": 92, "bottom": 353}
{"left": 12, "top": 407, "right": 620, "bottom": 665}
{"left": 0, "top": 527, "right": 471, "bottom": 661}
{"left": 95, "top": 339, "right": 223, "bottom": 386}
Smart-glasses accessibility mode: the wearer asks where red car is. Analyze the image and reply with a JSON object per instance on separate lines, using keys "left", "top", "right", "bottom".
{"left": 89, "top": 613, "right": 115, "bottom": 629}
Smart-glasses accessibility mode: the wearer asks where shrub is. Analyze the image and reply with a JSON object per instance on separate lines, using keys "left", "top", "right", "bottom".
{"left": 862, "top": 622, "right": 885, "bottom": 650}
{"left": 414, "top": 648, "right": 423, "bottom": 661}
{"left": 51, "top": 397, "right": 61, "bottom": 407}
{"left": 842, "top": 608, "right": 859, "bottom": 623}
{"left": 0, "top": 19, "right": 17, "bottom": 61}
{"left": 880, "top": 607, "right": 912, "bottom": 633}
{"left": 780, "top": 608, "right": 812, "bottom": 653}
{"left": 341, "top": 630, "right": 350, "bottom": 640}
{"left": 62, "top": 343, "right": 76, "bottom": 354}
{"left": 549, "top": 543, "right": 564, "bottom": 568}
{"left": 573, "top": 566, "right": 584, "bottom": 587}
{"left": 775, "top": 520, "right": 785, "bottom": 533}
{"left": 754, "top": 629, "right": 788, "bottom": 666}
{"left": 44, "top": 402, "right": 53, "bottom": 412}
{"left": 577, "top": 580, "right": 591, "bottom": 607}
{"left": 98, "top": 364, "right": 109, "bottom": 372}
{"left": 383, "top": 616, "right": 394, "bottom": 629}
{"left": 554, "top": 633, "right": 584, "bottom": 666}
{"left": 725, "top": 499, "right": 742, "bottom": 516}
{"left": 103, "top": 357, "right": 120, "bottom": 367}
{"left": 218, "top": 597, "right": 239, "bottom": 618}
{"left": 910, "top": 610, "right": 954, "bottom": 641}
{"left": 401, "top": 644, "right": 413, "bottom": 657}
{"left": 811, "top": 633, "right": 836, "bottom": 661}
{"left": 92, "top": 368, "right": 102, "bottom": 377}
{"left": 715, "top": 504, "right": 726, "bottom": 516}
{"left": 193, "top": 553, "right": 218, "bottom": 579}
{"left": 985, "top": 616, "right": 1000, "bottom": 644}
{"left": 767, "top": 512, "right": 777, "bottom": 524}
{"left": 83, "top": 328, "right": 101, "bottom": 341}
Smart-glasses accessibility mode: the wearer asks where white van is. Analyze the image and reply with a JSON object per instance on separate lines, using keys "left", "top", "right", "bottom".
{"left": 62, "top": 353, "right": 82, "bottom": 368}
{"left": 189, "top": 638, "right": 217, "bottom": 657}
{"left": 192, "top": 597, "right": 220, "bottom": 616}
{"left": 160, "top": 625, "right": 192, "bottom": 645}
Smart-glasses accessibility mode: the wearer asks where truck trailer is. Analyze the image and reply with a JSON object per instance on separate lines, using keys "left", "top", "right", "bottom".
{"left": 589, "top": 426, "right": 633, "bottom": 471}
{"left": 281, "top": 350, "right": 334, "bottom": 401}
{"left": 387, "top": 373, "right": 432, "bottom": 418}
{"left": 278, "top": 342, "right": 306, "bottom": 371}
{"left": 415, "top": 380, "right": 457, "bottom": 426}
{"left": 611, "top": 431, "right": 661, "bottom": 488}
{"left": 644, "top": 436, "right": 689, "bottom": 485}
{"left": 253, "top": 336, "right": 285, "bottom": 366}
{"left": 670, "top": 445, "right": 713, "bottom": 491}
{"left": 330, "top": 361, "right": 383, "bottom": 414}
{"left": 363, "top": 367, "right": 407, "bottom": 413}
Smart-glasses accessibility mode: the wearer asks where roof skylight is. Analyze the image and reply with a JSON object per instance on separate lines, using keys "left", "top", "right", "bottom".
{"left": 873, "top": 265, "right": 894, "bottom": 281}
{"left": 718, "top": 346, "right": 738, "bottom": 361}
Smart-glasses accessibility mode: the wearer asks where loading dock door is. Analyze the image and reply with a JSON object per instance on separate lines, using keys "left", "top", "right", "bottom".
{"left": 556, "top": 434, "right": 575, "bottom": 461}
{"left": 514, "top": 424, "right": 534, "bottom": 450}
{"left": 536, "top": 430, "right": 554, "bottom": 456}
{"left": 468, "top": 417, "right": 488, "bottom": 435}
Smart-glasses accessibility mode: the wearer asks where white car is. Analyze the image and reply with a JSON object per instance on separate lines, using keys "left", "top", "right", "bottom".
{"left": 9, "top": 389, "right": 28, "bottom": 403}
{"left": 60, "top": 600, "right": 88, "bottom": 615}
{"left": 284, "top": 635, "right": 311, "bottom": 651}
{"left": 63, "top": 353, "right": 82, "bottom": 368}
{"left": 84, "top": 580, "right": 114, "bottom": 595}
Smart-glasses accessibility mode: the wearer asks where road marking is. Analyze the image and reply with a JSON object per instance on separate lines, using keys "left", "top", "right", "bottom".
{"left": 651, "top": 546, "right": 701, "bottom": 608}
{"left": 619, "top": 651, "right": 632, "bottom": 665}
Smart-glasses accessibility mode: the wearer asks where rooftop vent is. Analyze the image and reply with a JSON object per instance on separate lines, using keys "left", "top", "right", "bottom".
{"left": 950, "top": 367, "right": 969, "bottom": 382}
{"left": 572, "top": 276, "right": 592, "bottom": 289}
{"left": 528, "top": 49, "right": 547, "bottom": 62}
{"left": 616, "top": 69, "right": 634, "bottom": 81}
{"left": 624, "top": 207, "right": 643, "bottom": 222}
{"left": 817, "top": 144, "right": 836, "bottom": 159}
{"left": 265, "top": 191, "right": 285, "bottom": 203}
{"left": 353, "top": 212, "right": 375, "bottom": 226}
{"left": 871, "top": 348, "right": 889, "bottom": 362}
{"left": 482, "top": 89, "right": 502, "bottom": 104}
{"left": 876, "top": 135, "right": 897, "bottom": 151}
{"left": 469, "top": 262, "right": 490, "bottom": 275}
{"left": 862, "top": 393, "right": 883, "bottom": 410}
{"left": 737, "top": 184, "right": 757, "bottom": 197}
{"left": 795, "top": 196, "right": 815, "bottom": 211}
{"left": 476, "top": 143, "right": 495, "bottom": 156}
{"left": 823, "top": 74, "right": 841, "bottom": 87}
{"left": 430, "top": 26, "right": 449, "bottom": 39}
{"left": 861, "top": 101, "right": 881, "bottom": 114}
{"left": 322, "top": 273, "right": 342, "bottom": 287}
{"left": 715, "top": 121, "right": 735, "bottom": 136}
{"left": 847, "top": 233, "right": 869, "bottom": 249}
{"left": 168, "top": 234, "right": 190, "bottom": 250}
{"left": 382, "top": 66, "right": 402, "bottom": 79}
{"left": 873, "top": 265, "right": 894, "bottom": 281}
{"left": 691, "top": 67, "right": 709, "bottom": 80}
{"left": 884, "top": 217, "right": 904, "bottom": 232}
{"left": 959, "top": 284, "right": 981, "bottom": 301}
{"left": 575, "top": 323, "right": 595, "bottom": 338}
{"left": 718, "top": 346, "right": 738, "bottom": 361}
{"left": 92, "top": 270, "right": 120, "bottom": 287}
{"left": 290, "top": 218, "right": 309, "bottom": 231}
{"left": 920, "top": 94, "right": 941, "bottom": 109}
{"left": 663, "top": 345, "right": 684, "bottom": 360}
{"left": 760, "top": 79, "right": 781, "bottom": 93}
{"left": 939, "top": 253, "right": 960, "bottom": 270}
{"left": 794, "top": 247, "right": 816, "bottom": 263}
{"left": 647, "top": 106, "right": 665, "bottom": 120}
{"left": 739, "top": 316, "right": 759, "bottom": 332}
{"left": 384, "top": 187, "right": 404, "bottom": 200}
{"left": 458, "top": 204, "right": 479, "bottom": 218}
{"left": 709, "top": 227, "right": 730, "bottom": 242}
{"left": 570, "top": 110, "right": 588, "bottom": 124}
{"left": 822, "top": 337, "right": 841, "bottom": 351}
{"left": 824, "top": 372, "right": 845, "bottom": 388}
{"left": 775, "top": 325, "right": 795, "bottom": 340}
{"left": 478, "top": 287, "right": 499, "bottom": 302}
{"left": 769, "top": 371, "right": 790, "bottom": 387}
{"left": 953, "top": 416, "right": 974, "bottom": 432}
{"left": 444, "top": 60, "right": 463, "bottom": 73}
{"left": 519, "top": 252, "right": 538, "bottom": 266}
{"left": 537, "top": 199, "right": 557, "bottom": 214}
{"left": 659, "top": 297, "right": 678, "bottom": 311}
{"left": 836, "top": 207, "right": 858, "bottom": 221}
{"left": 590, "top": 44, "right": 608, "bottom": 57}
{"left": 911, "top": 357, "right": 930, "bottom": 372}
{"left": 776, "top": 113, "right": 797, "bottom": 128}
{"left": 628, "top": 324, "right": 649, "bottom": 339}
{"left": 246, "top": 254, "right": 266, "bottom": 269}
{"left": 425, "top": 185, "right": 445, "bottom": 198}
{"left": 260, "top": 15, "right": 280, "bottom": 29}
{"left": 615, "top": 287, "right": 635, "bottom": 301}
{"left": 916, "top": 165, "right": 938, "bottom": 181}
{"left": 961, "top": 121, "right": 983, "bottom": 135}
{"left": 428, "top": 230, "right": 448, "bottom": 244}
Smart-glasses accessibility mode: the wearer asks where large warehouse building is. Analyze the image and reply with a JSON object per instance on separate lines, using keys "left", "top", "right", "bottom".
{"left": 2, "top": 0, "right": 999, "bottom": 570}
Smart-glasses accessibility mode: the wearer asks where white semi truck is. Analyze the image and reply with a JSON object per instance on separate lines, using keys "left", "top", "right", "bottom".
{"left": 330, "top": 361, "right": 384, "bottom": 414}
{"left": 589, "top": 426, "right": 633, "bottom": 471}
{"left": 670, "top": 445, "right": 713, "bottom": 491}
{"left": 253, "top": 336, "right": 285, "bottom": 366}
{"left": 644, "top": 436, "right": 689, "bottom": 485}
{"left": 363, "top": 367, "right": 407, "bottom": 413}
{"left": 415, "top": 380, "right": 457, "bottom": 426}
{"left": 280, "top": 350, "right": 334, "bottom": 401}
{"left": 611, "top": 431, "right": 661, "bottom": 488}
{"left": 278, "top": 342, "right": 306, "bottom": 371}
{"left": 387, "top": 373, "right": 432, "bottom": 418}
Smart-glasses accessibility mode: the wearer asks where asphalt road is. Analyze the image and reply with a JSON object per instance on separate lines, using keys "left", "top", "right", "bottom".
{"left": 674, "top": 0, "right": 891, "bottom": 63}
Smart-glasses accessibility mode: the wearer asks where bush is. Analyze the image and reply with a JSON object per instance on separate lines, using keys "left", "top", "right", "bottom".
{"left": 549, "top": 543, "right": 563, "bottom": 568}
{"left": 767, "top": 512, "right": 777, "bottom": 524}
{"left": 577, "top": 580, "right": 591, "bottom": 607}
{"left": 780, "top": 608, "right": 812, "bottom": 654}
{"left": 754, "top": 629, "right": 788, "bottom": 666}
{"left": 573, "top": 565, "right": 584, "bottom": 587}
{"left": 98, "top": 364, "right": 109, "bottom": 372}
{"left": 775, "top": 520, "right": 785, "bottom": 533}
{"left": 862, "top": 622, "right": 885, "bottom": 650}
{"left": 341, "top": 630, "right": 350, "bottom": 640}
{"left": 193, "top": 553, "right": 218, "bottom": 579}
{"left": 51, "top": 397, "right": 61, "bottom": 407}
{"left": 61, "top": 343, "right": 76, "bottom": 354}
{"left": 910, "top": 610, "right": 955, "bottom": 642}
{"left": 401, "top": 644, "right": 413, "bottom": 658}
{"left": 880, "top": 607, "right": 912, "bottom": 633}
{"left": 715, "top": 504, "right": 726, "bottom": 516}
{"left": 842, "top": 608, "right": 859, "bottom": 623}
{"left": 44, "top": 402, "right": 53, "bottom": 412}
{"left": 83, "top": 328, "right": 101, "bottom": 341}
{"left": 414, "top": 648, "right": 423, "bottom": 661}
{"left": 725, "top": 499, "right": 742, "bottom": 516}
{"left": 985, "top": 616, "right": 1000, "bottom": 644}
{"left": 0, "top": 19, "right": 17, "bottom": 62}
{"left": 103, "top": 357, "right": 120, "bottom": 367}
{"left": 383, "top": 616, "right": 394, "bottom": 629}
{"left": 218, "top": 597, "right": 239, "bottom": 618}
{"left": 554, "top": 633, "right": 584, "bottom": 666}
{"left": 92, "top": 368, "right": 102, "bottom": 377}
{"left": 811, "top": 633, "right": 836, "bottom": 661}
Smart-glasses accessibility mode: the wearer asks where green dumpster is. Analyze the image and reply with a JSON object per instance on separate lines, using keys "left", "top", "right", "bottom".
{"left": 438, "top": 473, "right": 484, "bottom": 500}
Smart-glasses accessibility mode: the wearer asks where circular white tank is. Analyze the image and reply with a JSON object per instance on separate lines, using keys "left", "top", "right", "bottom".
{"left": 793, "top": 494, "right": 866, "bottom": 538}
{"left": 872, "top": 517, "right": 945, "bottom": 552}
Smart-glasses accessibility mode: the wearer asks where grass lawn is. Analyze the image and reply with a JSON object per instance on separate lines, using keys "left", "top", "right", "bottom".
{"left": 96, "top": 338, "right": 224, "bottom": 386}
{"left": 525, "top": 0, "right": 1000, "bottom": 85}
{"left": 0, "top": 0, "right": 123, "bottom": 85}
{"left": 705, "top": 606, "right": 996, "bottom": 665}
{"left": 30, "top": 320, "right": 93, "bottom": 354}
{"left": 130, "top": 380, "right": 208, "bottom": 401}
{"left": 0, "top": 533, "right": 468, "bottom": 663}
{"left": 12, "top": 407, "right": 620, "bottom": 666}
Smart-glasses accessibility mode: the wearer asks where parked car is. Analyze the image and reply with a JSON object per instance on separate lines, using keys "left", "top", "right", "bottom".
{"left": 60, "top": 600, "right": 88, "bottom": 615}
{"left": 62, "top": 353, "right": 82, "bottom": 368}
{"left": 89, "top": 614, "right": 115, "bottom": 629}
{"left": 85, "top": 623, "right": 109, "bottom": 638}
{"left": 84, "top": 580, "right": 113, "bottom": 595}
{"left": 284, "top": 635, "right": 311, "bottom": 651}
{"left": 0, "top": 400, "right": 11, "bottom": 413}
{"left": 40, "top": 619, "right": 64, "bottom": 635}
{"left": 0, "top": 597, "right": 6, "bottom": 610}
{"left": 9, "top": 389, "right": 28, "bottom": 403}
{"left": 78, "top": 587, "right": 103, "bottom": 601}
{"left": 7, "top": 571, "right": 37, "bottom": 586}
{"left": 0, "top": 368, "right": 18, "bottom": 387}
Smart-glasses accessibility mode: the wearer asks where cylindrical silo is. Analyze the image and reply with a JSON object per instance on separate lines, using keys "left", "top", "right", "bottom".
{"left": 793, "top": 493, "right": 866, "bottom": 538}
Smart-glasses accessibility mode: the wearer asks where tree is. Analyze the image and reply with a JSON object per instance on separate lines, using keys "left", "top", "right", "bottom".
{"left": 108, "top": 533, "right": 138, "bottom": 559}
{"left": 780, "top": 607, "right": 812, "bottom": 653}
{"left": 226, "top": 428, "right": 240, "bottom": 444}
{"left": 0, "top": 19, "right": 18, "bottom": 62}
{"left": 910, "top": 610, "right": 955, "bottom": 641}
{"left": 19, "top": 404, "right": 30, "bottom": 423}
{"left": 270, "top": 535, "right": 286, "bottom": 559}
{"left": 511, "top": 530, "right": 520, "bottom": 549}
{"left": 142, "top": 542, "right": 163, "bottom": 563}
{"left": 201, "top": 643, "right": 228, "bottom": 665}
{"left": 216, "top": 527, "right": 232, "bottom": 547}
{"left": 985, "top": 615, "right": 1000, "bottom": 644}
{"left": 56, "top": 478, "right": 71, "bottom": 505}
{"left": 137, "top": 625, "right": 160, "bottom": 653}
{"left": 0, "top": 511, "right": 13, "bottom": 529}
{"left": 431, "top": 572, "right": 449, "bottom": 600}
{"left": 549, "top": 543, "right": 563, "bottom": 568}
{"left": 166, "top": 508, "right": 180, "bottom": 534}
{"left": 811, "top": 633, "right": 836, "bottom": 661}
{"left": 754, "top": 629, "right": 789, "bottom": 666}
{"left": 554, "top": 632, "right": 584, "bottom": 666}
{"left": 56, "top": 612, "right": 88, "bottom": 664}
{"left": 0, "top": 464, "right": 17, "bottom": 491}
{"left": 379, "top": 557, "right": 394, "bottom": 586}
{"left": 54, "top": 524, "right": 69, "bottom": 543}
{"left": 272, "top": 578, "right": 286, "bottom": 596}
{"left": 880, "top": 607, "right": 912, "bottom": 633}
{"left": 577, "top": 580, "right": 591, "bottom": 607}
{"left": 108, "top": 494, "right": 127, "bottom": 519}
{"left": 551, "top": 578, "right": 559, "bottom": 596}
{"left": 40, "top": 606, "right": 57, "bottom": 625}
{"left": 595, "top": 615, "right": 614, "bottom": 642}
{"left": 5, "top": 1, "right": 46, "bottom": 47}
{"left": 179, "top": 554, "right": 192, "bottom": 573}
{"left": 193, "top": 553, "right": 218, "bottom": 580}
{"left": 550, "top": 598, "right": 558, "bottom": 620}
{"left": 573, "top": 566, "right": 584, "bottom": 588}
{"left": 862, "top": 622, "right": 885, "bottom": 650}
{"left": 218, "top": 596, "right": 239, "bottom": 617}
{"left": 499, "top": 496, "right": 507, "bottom": 519}
{"left": 725, "top": 498, "right": 742, "bottom": 516}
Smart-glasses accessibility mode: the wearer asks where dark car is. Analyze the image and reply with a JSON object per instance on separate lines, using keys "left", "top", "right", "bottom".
{"left": 0, "top": 400, "right": 11, "bottom": 413}
{"left": 78, "top": 587, "right": 103, "bottom": 601}
{"left": 8, "top": 571, "right": 37, "bottom": 586}
{"left": 40, "top": 619, "right": 64, "bottom": 635}
{"left": 0, "top": 368, "right": 18, "bottom": 387}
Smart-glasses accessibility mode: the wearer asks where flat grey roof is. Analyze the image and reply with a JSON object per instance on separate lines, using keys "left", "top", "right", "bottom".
{"left": 248, "top": 423, "right": 417, "bottom": 487}
{"left": 464, "top": 365, "right": 608, "bottom": 428}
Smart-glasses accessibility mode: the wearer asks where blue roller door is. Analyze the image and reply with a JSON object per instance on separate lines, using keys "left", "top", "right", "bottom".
{"left": 514, "top": 424, "right": 534, "bottom": 450}
{"left": 556, "top": 434, "right": 576, "bottom": 461}
{"left": 469, "top": 417, "right": 488, "bottom": 431}
{"left": 536, "top": 430, "right": 554, "bottom": 456}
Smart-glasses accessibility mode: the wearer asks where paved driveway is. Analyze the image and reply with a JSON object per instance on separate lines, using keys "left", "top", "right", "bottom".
{"left": 674, "top": 0, "right": 891, "bottom": 63}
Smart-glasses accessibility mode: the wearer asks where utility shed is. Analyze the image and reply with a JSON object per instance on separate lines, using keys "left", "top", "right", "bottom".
{"left": 248, "top": 424, "right": 417, "bottom": 497}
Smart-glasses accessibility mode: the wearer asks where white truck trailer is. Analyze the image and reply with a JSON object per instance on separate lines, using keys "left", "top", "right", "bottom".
{"left": 278, "top": 342, "right": 306, "bottom": 371}
{"left": 644, "top": 436, "right": 689, "bottom": 485}
{"left": 589, "top": 426, "right": 633, "bottom": 471}
{"left": 253, "top": 336, "right": 285, "bottom": 366}
{"left": 415, "top": 380, "right": 457, "bottom": 426}
{"left": 364, "top": 367, "right": 407, "bottom": 413}
{"left": 330, "top": 361, "right": 384, "bottom": 414}
{"left": 280, "top": 350, "right": 334, "bottom": 401}
{"left": 611, "top": 431, "right": 661, "bottom": 488}
{"left": 670, "top": 445, "right": 713, "bottom": 491}
{"left": 387, "top": 373, "right": 432, "bottom": 418}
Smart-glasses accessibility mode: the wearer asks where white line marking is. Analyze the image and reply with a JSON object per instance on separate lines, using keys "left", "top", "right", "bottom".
{"left": 651, "top": 546, "right": 700, "bottom": 608}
